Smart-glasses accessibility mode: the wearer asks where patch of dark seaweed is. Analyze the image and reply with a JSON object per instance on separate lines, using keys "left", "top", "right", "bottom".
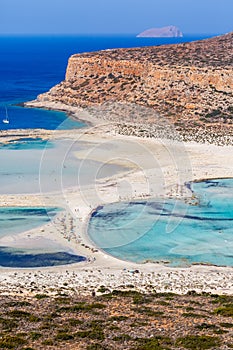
{"left": 0, "top": 248, "right": 86, "bottom": 268}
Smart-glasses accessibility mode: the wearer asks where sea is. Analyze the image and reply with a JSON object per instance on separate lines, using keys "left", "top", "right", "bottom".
{"left": 1, "top": 33, "right": 223, "bottom": 267}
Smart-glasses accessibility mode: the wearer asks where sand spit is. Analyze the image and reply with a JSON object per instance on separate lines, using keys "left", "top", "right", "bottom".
{"left": 0, "top": 100, "right": 233, "bottom": 295}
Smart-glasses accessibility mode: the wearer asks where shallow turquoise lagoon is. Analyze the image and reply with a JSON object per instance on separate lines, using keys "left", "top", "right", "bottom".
{"left": 88, "top": 179, "right": 233, "bottom": 267}
{"left": 0, "top": 207, "right": 86, "bottom": 267}
{"left": 0, "top": 138, "right": 54, "bottom": 150}
{"left": 0, "top": 207, "right": 59, "bottom": 238}
{"left": 0, "top": 138, "right": 128, "bottom": 194}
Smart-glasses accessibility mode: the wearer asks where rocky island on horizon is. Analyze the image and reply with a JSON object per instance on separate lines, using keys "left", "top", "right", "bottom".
{"left": 137, "top": 25, "right": 183, "bottom": 38}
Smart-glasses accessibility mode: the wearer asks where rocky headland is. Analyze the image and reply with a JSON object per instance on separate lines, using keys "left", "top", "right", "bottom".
{"left": 137, "top": 25, "right": 183, "bottom": 37}
{"left": 33, "top": 32, "right": 233, "bottom": 145}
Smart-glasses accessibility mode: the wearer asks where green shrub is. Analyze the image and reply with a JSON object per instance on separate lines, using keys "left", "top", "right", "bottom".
{"left": 55, "top": 331, "right": 74, "bottom": 341}
{"left": 97, "top": 286, "right": 110, "bottom": 293}
{"left": 182, "top": 312, "right": 204, "bottom": 318}
{"left": 186, "top": 307, "right": 194, "bottom": 311}
{"left": 30, "top": 332, "right": 42, "bottom": 340}
{"left": 55, "top": 296, "right": 71, "bottom": 304}
{"left": 60, "top": 302, "right": 106, "bottom": 312}
{"left": 41, "top": 339, "right": 54, "bottom": 346}
{"left": 34, "top": 293, "right": 48, "bottom": 299}
{"left": 87, "top": 303, "right": 106, "bottom": 310}
{"left": 67, "top": 318, "right": 83, "bottom": 326}
{"left": 133, "top": 295, "right": 152, "bottom": 305}
{"left": 4, "top": 301, "right": 31, "bottom": 307}
{"left": 7, "top": 310, "right": 31, "bottom": 318}
{"left": 75, "top": 329, "right": 105, "bottom": 340}
{"left": 214, "top": 305, "right": 233, "bottom": 317}
{"left": 87, "top": 320, "right": 105, "bottom": 329}
{"left": 108, "top": 325, "right": 120, "bottom": 330}
{"left": 0, "top": 318, "right": 17, "bottom": 330}
{"left": 195, "top": 323, "right": 218, "bottom": 330}
{"left": 213, "top": 328, "right": 228, "bottom": 334}
{"left": 220, "top": 322, "right": 233, "bottom": 328}
{"left": 28, "top": 315, "right": 41, "bottom": 322}
{"left": 157, "top": 301, "right": 169, "bottom": 306}
{"left": 111, "top": 290, "right": 141, "bottom": 297}
{"left": 212, "top": 295, "right": 233, "bottom": 304}
{"left": 86, "top": 344, "right": 109, "bottom": 350}
{"left": 130, "top": 321, "right": 148, "bottom": 327}
{"left": 205, "top": 110, "right": 221, "bottom": 118}
{"left": 59, "top": 301, "right": 86, "bottom": 311}
{"left": 175, "top": 335, "right": 220, "bottom": 349}
{"left": 0, "top": 335, "right": 27, "bottom": 349}
{"left": 109, "top": 315, "right": 128, "bottom": 321}
{"left": 135, "top": 336, "right": 172, "bottom": 350}
{"left": 136, "top": 307, "right": 164, "bottom": 317}
{"left": 113, "top": 334, "right": 132, "bottom": 341}
{"left": 153, "top": 292, "right": 175, "bottom": 299}
{"left": 40, "top": 321, "right": 57, "bottom": 330}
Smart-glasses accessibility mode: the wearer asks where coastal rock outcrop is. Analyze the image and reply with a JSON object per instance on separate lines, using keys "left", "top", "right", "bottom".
{"left": 38, "top": 32, "right": 233, "bottom": 144}
{"left": 137, "top": 25, "right": 183, "bottom": 38}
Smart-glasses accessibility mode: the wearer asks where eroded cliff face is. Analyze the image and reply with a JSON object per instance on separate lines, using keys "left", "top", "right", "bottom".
{"left": 38, "top": 32, "right": 233, "bottom": 131}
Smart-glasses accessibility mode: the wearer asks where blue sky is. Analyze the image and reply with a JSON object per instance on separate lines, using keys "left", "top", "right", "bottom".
{"left": 1, "top": 0, "right": 233, "bottom": 35}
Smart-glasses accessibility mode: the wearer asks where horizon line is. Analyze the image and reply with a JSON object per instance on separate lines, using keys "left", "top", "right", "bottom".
{"left": 0, "top": 32, "right": 223, "bottom": 37}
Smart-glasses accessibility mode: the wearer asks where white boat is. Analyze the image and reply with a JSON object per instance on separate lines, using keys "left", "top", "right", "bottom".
{"left": 2, "top": 107, "right": 9, "bottom": 124}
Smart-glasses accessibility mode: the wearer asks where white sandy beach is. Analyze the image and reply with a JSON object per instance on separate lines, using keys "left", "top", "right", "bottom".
{"left": 0, "top": 100, "right": 233, "bottom": 296}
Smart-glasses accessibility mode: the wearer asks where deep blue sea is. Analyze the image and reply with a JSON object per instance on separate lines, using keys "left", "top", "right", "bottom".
{"left": 0, "top": 34, "right": 215, "bottom": 130}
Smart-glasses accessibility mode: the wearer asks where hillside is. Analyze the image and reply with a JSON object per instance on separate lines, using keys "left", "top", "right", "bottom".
{"left": 37, "top": 32, "right": 233, "bottom": 144}
{"left": 0, "top": 291, "right": 232, "bottom": 350}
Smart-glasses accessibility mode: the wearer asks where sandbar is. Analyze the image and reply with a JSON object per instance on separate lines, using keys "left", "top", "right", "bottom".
{"left": 0, "top": 100, "right": 233, "bottom": 295}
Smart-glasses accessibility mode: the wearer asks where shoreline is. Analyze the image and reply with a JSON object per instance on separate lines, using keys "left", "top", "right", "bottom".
{"left": 0, "top": 99, "right": 233, "bottom": 295}
{"left": 23, "top": 100, "right": 102, "bottom": 128}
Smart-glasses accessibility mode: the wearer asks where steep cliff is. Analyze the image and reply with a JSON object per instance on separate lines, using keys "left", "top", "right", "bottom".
{"left": 38, "top": 32, "right": 233, "bottom": 139}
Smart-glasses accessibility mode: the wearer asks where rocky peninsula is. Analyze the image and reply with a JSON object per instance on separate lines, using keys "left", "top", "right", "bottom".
{"left": 34, "top": 31, "right": 233, "bottom": 145}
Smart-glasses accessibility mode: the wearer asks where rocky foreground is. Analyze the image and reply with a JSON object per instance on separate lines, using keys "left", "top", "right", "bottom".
{"left": 37, "top": 32, "right": 233, "bottom": 145}
{"left": 0, "top": 290, "right": 232, "bottom": 349}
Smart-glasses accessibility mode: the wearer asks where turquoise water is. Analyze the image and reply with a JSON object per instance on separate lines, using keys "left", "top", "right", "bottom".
{"left": 0, "top": 139, "right": 128, "bottom": 194}
{"left": 0, "top": 207, "right": 86, "bottom": 267}
{"left": 0, "top": 138, "right": 54, "bottom": 150}
{"left": 88, "top": 178, "right": 233, "bottom": 267}
{"left": 0, "top": 207, "right": 59, "bottom": 238}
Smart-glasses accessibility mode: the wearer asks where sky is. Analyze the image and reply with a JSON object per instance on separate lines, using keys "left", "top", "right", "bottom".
{"left": 1, "top": 0, "right": 233, "bottom": 35}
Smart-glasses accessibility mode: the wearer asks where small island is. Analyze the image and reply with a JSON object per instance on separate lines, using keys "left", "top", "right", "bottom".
{"left": 137, "top": 25, "right": 183, "bottom": 37}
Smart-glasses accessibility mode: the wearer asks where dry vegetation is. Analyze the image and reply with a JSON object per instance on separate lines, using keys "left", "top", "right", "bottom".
{"left": 0, "top": 290, "right": 232, "bottom": 349}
